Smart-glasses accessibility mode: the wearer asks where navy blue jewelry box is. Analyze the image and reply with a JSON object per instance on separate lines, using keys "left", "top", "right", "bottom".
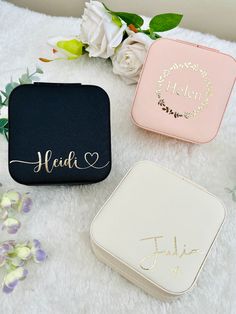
{"left": 8, "top": 83, "right": 111, "bottom": 185}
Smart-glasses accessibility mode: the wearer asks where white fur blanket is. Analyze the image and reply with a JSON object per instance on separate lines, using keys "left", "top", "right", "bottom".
{"left": 0, "top": 1, "right": 236, "bottom": 313}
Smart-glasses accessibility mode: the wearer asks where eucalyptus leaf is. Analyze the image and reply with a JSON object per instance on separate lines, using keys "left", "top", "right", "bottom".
{"left": 5, "top": 82, "right": 19, "bottom": 96}
{"left": 36, "top": 67, "right": 43, "bottom": 74}
{"left": 11, "top": 81, "right": 19, "bottom": 88}
{"left": 20, "top": 73, "right": 29, "bottom": 81}
{"left": 0, "top": 118, "right": 8, "bottom": 128}
{"left": 1, "top": 91, "right": 8, "bottom": 98}
{"left": 19, "top": 78, "right": 32, "bottom": 84}
{"left": 149, "top": 13, "right": 183, "bottom": 32}
{"left": 19, "top": 73, "right": 32, "bottom": 84}
{"left": 103, "top": 3, "right": 143, "bottom": 28}
{"left": 0, "top": 66, "right": 43, "bottom": 141}
{"left": 0, "top": 118, "right": 9, "bottom": 140}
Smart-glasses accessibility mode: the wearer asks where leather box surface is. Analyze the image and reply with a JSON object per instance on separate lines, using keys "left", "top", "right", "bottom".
{"left": 90, "top": 161, "right": 225, "bottom": 299}
{"left": 132, "top": 38, "right": 236, "bottom": 143}
{"left": 8, "top": 83, "right": 111, "bottom": 185}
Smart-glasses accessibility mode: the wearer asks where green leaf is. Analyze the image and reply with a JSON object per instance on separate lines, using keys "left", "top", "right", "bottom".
{"left": 0, "top": 118, "right": 8, "bottom": 128}
{"left": 1, "top": 91, "right": 8, "bottom": 98}
{"left": 5, "top": 82, "right": 19, "bottom": 96}
{"left": 36, "top": 67, "right": 44, "bottom": 74}
{"left": 113, "top": 12, "right": 144, "bottom": 28}
{"left": 103, "top": 3, "right": 144, "bottom": 28}
{"left": 149, "top": 13, "right": 183, "bottom": 32}
{"left": 1, "top": 91, "right": 8, "bottom": 106}
{"left": 0, "top": 119, "right": 9, "bottom": 140}
{"left": 19, "top": 73, "right": 32, "bottom": 84}
{"left": 112, "top": 14, "right": 122, "bottom": 28}
{"left": 1, "top": 127, "right": 8, "bottom": 140}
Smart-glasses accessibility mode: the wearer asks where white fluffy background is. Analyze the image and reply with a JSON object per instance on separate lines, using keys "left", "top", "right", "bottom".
{"left": 0, "top": 1, "right": 236, "bottom": 313}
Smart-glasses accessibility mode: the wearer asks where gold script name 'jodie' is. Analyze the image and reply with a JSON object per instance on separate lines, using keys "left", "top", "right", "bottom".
{"left": 10, "top": 150, "right": 110, "bottom": 174}
{"left": 139, "top": 236, "right": 199, "bottom": 271}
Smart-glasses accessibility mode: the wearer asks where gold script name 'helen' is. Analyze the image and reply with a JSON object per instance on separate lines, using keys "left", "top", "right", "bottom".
{"left": 139, "top": 236, "right": 199, "bottom": 271}
{"left": 10, "top": 150, "right": 110, "bottom": 173}
{"left": 165, "top": 81, "right": 202, "bottom": 101}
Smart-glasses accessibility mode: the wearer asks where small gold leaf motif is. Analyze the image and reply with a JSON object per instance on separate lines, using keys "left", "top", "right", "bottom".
{"left": 171, "top": 266, "right": 181, "bottom": 275}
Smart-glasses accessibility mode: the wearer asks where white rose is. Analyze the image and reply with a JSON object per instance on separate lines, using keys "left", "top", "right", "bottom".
{"left": 80, "top": 1, "right": 126, "bottom": 58}
{"left": 112, "top": 32, "right": 153, "bottom": 84}
{"left": 0, "top": 106, "right": 8, "bottom": 119}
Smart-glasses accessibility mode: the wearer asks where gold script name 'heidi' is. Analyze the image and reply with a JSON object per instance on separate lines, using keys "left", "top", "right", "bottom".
{"left": 10, "top": 150, "right": 110, "bottom": 173}
{"left": 35, "top": 150, "right": 81, "bottom": 173}
{"left": 139, "top": 236, "right": 199, "bottom": 271}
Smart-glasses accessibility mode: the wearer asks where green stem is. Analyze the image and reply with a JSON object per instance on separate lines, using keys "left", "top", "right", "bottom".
{"left": 141, "top": 29, "right": 151, "bottom": 34}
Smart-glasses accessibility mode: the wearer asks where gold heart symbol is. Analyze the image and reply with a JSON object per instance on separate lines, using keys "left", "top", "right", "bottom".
{"left": 84, "top": 152, "right": 99, "bottom": 167}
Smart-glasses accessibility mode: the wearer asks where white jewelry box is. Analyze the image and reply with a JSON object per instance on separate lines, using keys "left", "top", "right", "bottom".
{"left": 90, "top": 161, "right": 226, "bottom": 300}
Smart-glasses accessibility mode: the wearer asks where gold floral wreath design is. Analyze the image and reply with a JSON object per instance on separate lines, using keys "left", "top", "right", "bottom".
{"left": 156, "top": 62, "right": 213, "bottom": 119}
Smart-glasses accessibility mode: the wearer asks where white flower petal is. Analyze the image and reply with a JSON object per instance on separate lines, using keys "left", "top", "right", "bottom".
{"left": 80, "top": 0, "right": 126, "bottom": 58}
{"left": 112, "top": 33, "right": 154, "bottom": 84}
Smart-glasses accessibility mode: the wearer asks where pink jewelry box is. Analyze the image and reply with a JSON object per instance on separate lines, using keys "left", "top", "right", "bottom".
{"left": 132, "top": 38, "right": 236, "bottom": 143}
